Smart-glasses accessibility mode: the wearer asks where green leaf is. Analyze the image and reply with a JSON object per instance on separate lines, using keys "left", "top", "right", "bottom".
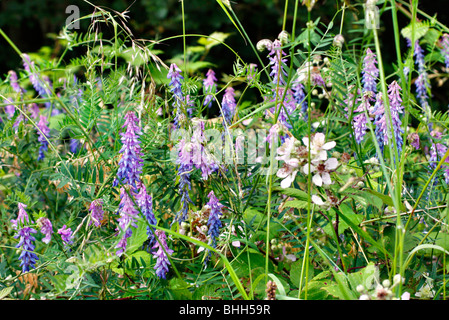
{"left": 301, "top": 280, "right": 330, "bottom": 300}
{"left": 404, "top": 244, "right": 449, "bottom": 270}
{"left": 125, "top": 219, "right": 149, "bottom": 254}
{"left": 268, "top": 273, "right": 286, "bottom": 296}
{"left": 322, "top": 272, "right": 357, "bottom": 300}
{"left": 363, "top": 188, "right": 406, "bottom": 211}
{"left": 337, "top": 204, "right": 391, "bottom": 259}
{"left": 168, "top": 278, "right": 193, "bottom": 300}
{"left": 273, "top": 187, "right": 309, "bottom": 201}
{"left": 345, "top": 190, "right": 383, "bottom": 211}
{"left": 0, "top": 286, "right": 14, "bottom": 300}
{"left": 197, "top": 32, "right": 231, "bottom": 50}
{"left": 284, "top": 200, "right": 309, "bottom": 210}
{"left": 347, "top": 262, "right": 378, "bottom": 291}
{"left": 290, "top": 259, "right": 314, "bottom": 289}
{"left": 401, "top": 21, "right": 430, "bottom": 40}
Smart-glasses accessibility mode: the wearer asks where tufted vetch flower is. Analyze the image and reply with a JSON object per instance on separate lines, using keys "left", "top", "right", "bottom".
{"left": 136, "top": 183, "right": 157, "bottom": 249}
{"left": 152, "top": 229, "right": 174, "bottom": 279}
{"left": 89, "top": 199, "right": 105, "bottom": 227}
{"left": 114, "top": 111, "right": 144, "bottom": 189}
{"left": 387, "top": 81, "right": 404, "bottom": 154}
{"left": 361, "top": 48, "right": 379, "bottom": 93}
{"left": 115, "top": 187, "right": 139, "bottom": 256}
{"left": 58, "top": 225, "right": 74, "bottom": 246}
{"left": 37, "top": 217, "right": 53, "bottom": 244}
{"left": 206, "top": 191, "right": 224, "bottom": 249}
{"left": 11, "top": 203, "right": 39, "bottom": 273}
{"left": 37, "top": 115, "right": 50, "bottom": 161}
{"left": 221, "top": 87, "right": 236, "bottom": 126}
{"left": 203, "top": 69, "right": 217, "bottom": 108}
{"left": 15, "top": 227, "right": 39, "bottom": 273}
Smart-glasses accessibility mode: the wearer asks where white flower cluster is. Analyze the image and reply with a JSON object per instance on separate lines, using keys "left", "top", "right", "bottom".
{"left": 276, "top": 132, "right": 338, "bottom": 188}
{"left": 357, "top": 274, "right": 410, "bottom": 300}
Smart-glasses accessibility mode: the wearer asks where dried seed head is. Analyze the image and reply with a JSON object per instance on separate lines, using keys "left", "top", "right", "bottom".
{"left": 266, "top": 280, "right": 277, "bottom": 300}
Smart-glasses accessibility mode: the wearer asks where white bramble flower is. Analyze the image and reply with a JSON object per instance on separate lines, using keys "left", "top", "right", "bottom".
{"left": 302, "top": 132, "right": 336, "bottom": 162}
{"left": 277, "top": 161, "right": 300, "bottom": 189}
{"left": 275, "top": 133, "right": 338, "bottom": 188}
{"left": 303, "top": 157, "right": 339, "bottom": 187}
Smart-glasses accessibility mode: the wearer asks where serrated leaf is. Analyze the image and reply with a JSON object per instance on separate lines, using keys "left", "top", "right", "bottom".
{"left": 363, "top": 188, "right": 406, "bottom": 211}
{"left": 197, "top": 32, "right": 231, "bottom": 50}
{"left": 284, "top": 200, "right": 309, "bottom": 210}
{"left": 273, "top": 187, "right": 309, "bottom": 201}
{"left": 401, "top": 21, "right": 429, "bottom": 40}
{"left": 347, "top": 262, "right": 378, "bottom": 291}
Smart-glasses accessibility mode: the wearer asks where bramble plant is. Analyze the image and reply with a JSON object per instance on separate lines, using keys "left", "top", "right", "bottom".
{"left": 1, "top": 0, "right": 449, "bottom": 301}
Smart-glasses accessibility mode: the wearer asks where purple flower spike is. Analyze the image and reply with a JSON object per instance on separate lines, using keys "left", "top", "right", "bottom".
{"left": 58, "top": 225, "right": 74, "bottom": 246}
{"left": 268, "top": 39, "right": 288, "bottom": 86}
{"left": 203, "top": 69, "right": 217, "bottom": 108}
{"left": 37, "top": 115, "right": 50, "bottom": 161}
{"left": 191, "top": 121, "right": 218, "bottom": 180}
{"left": 221, "top": 87, "right": 236, "bottom": 126}
{"left": 175, "top": 139, "right": 193, "bottom": 224}
{"left": 8, "top": 70, "right": 25, "bottom": 94}
{"left": 206, "top": 191, "right": 224, "bottom": 249}
{"left": 22, "top": 54, "right": 52, "bottom": 109}
{"left": 89, "top": 199, "right": 105, "bottom": 227}
{"left": 168, "top": 63, "right": 185, "bottom": 128}
{"left": 361, "top": 48, "right": 379, "bottom": 93}
{"left": 387, "top": 80, "right": 404, "bottom": 154}
{"left": 440, "top": 33, "right": 449, "bottom": 69}
{"left": 408, "top": 132, "right": 420, "bottom": 150}
{"left": 70, "top": 138, "right": 80, "bottom": 153}
{"left": 37, "top": 217, "right": 53, "bottom": 244}
{"left": 114, "top": 111, "right": 143, "bottom": 189}
{"left": 15, "top": 227, "right": 39, "bottom": 273}
{"left": 352, "top": 91, "right": 373, "bottom": 144}
{"left": 115, "top": 187, "right": 139, "bottom": 256}
{"left": 11, "top": 203, "right": 39, "bottom": 273}
{"left": 136, "top": 184, "right": 157, "bottom": 249}
{"left": 11, "top": 202, "right": 30, "bottom": 230}
{"left": 168, "top": 63, "right": 184, "bottom": 100}
{"left": 409, "top": 40, "right": 431, "bottom": 111}
{"left": 429, "top": 130, "right": 448, "bottom": 170}
{"left": 152, "top": 229, "right": 174, "bottom": 279}
{"left": 4, "top": 98, "right": 15, "bottom": 119}
{"left": 292, "top": 82, "right": 308, "bottom": 120}
{"left": 28, "top": 103, "right": 40, "bottom": 119}
{"left": 373, "top": 92, "right": 387, "bottom": 152}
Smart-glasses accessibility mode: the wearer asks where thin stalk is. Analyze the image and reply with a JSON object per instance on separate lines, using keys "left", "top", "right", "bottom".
{"left": 299, "top": 8, "right": 313, "bottom": 300}
{"left": 371, "top": 15, "right": 405, "bottom": 283}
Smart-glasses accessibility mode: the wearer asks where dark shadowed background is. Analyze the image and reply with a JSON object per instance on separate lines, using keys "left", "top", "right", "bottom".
{"left": 1, "top": 0, "right": 448, "bottom": 108}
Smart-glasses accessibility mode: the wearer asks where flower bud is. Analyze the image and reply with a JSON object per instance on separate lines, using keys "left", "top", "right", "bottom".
{"left": 278, "top": 30, "right": 290, "bottom": 45}
{"left": 256, "top": 39, "right": 273, "bottom": 52}
{"left": 333, "top": 34, "right": 345, "bottom": 48}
